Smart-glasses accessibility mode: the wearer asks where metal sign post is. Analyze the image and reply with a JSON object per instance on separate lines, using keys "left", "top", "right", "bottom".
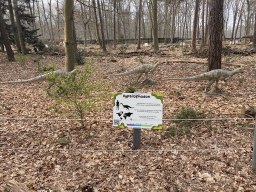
{"left": 252, "top": 115, "right": 256, "bottom": 169}
{"left": 133, "top": 128, "right": 141, "bottom": 150}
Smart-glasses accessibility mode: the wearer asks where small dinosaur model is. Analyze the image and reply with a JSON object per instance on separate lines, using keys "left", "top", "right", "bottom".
{"left": 109, "top": 61, "right": 162, "bottom": 82}
{"left": 169, "top": 68, "right": 243, "bottom": 92}
{"left": 0, "top": 69, "right": 76, "bottom": 84}
{"left": 120, "top": 103, "right": 133, "bottom": 110}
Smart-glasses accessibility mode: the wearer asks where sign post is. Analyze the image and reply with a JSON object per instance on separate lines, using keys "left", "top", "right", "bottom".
{"left": 113, "top": 92, "right": 163, "bottom": 149}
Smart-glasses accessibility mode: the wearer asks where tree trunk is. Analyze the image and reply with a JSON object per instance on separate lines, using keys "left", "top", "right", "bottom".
{"left": 253, "top": 13, "right": 256, "bottom": 49}
{"left": 170, "top": 0, "right": 176, "bottom": 44}
{"left": 137, "top": 0, "right": 142, "bottom": 49}
{"left": 36, "top": 0, "right": 44, "bottom": 36}
{"left": 208, "top": 0, "right": 223, "bottom": 71}
{"left": 97, "top": 0, "right": 107, "bottom": 51}
{"left": 42, "top": 1, "right": 51, "bottom": 39}
{"left": 113, "top": 0, "right": 116, "bottom": 49}
{"left": 13, "top": 0, "right": 26, "bottom": 55}
{"left": 57, "top": 0, "right": 60, "bottom": 39}
{"left": 191, "top": 0, "right": 200, "bottom": 52}
{"left": 204, "top": 0, "right": 209, "bottom": 45}
{"left": 234, "top": 0, "right": 246, "bottom": 43}
{"left": 49, "top": 0, "right": 55, "bottom": 40}
{"left": 0, "top": 12, "right": 15, "bottom": 61}
{"left": 153, "top": 0, "right": 159, "bottom": 51}
{"left": 201, "top": 0, "right": 205, "bottom": 47}
{"left": 92, "top": 0, "right": 102, "bottom": 47}
{"left": 231, "top": 0, "right": 239, "bottom": 41}
{"left": 7, "top": 0, "right": 21, "bottom": 52}
{"left": 64, "top": 0, "right": 75, "bottom": 72}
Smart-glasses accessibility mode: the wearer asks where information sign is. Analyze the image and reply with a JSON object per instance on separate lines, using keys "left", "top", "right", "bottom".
{"left": 113, "top": 93, "right": 163, "bottom": 129}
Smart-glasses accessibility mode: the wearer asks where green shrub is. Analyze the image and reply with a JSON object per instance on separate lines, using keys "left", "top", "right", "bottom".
{"left": 15, "top": 54, "right": 30, "bottom": 66}
{"left": 174, "top": 107, "right": 205, "bottom": 128}
{"left": 57, "top": 138, "right": 71, "bottom": 145}
{"left": 44, "top": 59, "right": 110, "bottom": 128}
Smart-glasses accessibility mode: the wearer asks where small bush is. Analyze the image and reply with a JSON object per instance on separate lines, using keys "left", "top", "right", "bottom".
{"left": 125, "top": 86, "right": 137, "bottom": 93}
{"left": 163, "top": 126, "right": 191, "bottom": 138}
{"left": 182, "top": 45, "right": 189, "bottom": 53}
{"left": 76, "top": 48, "right": 86, "bottom": 65}
{"left": 57, "top": 138, "right": 71, "bottom": 145}
{"left": 15, "top": 54, "right": 30, "bottom": 66}
{"left": 174, "top": 107, "right": 205, "bottom": 128}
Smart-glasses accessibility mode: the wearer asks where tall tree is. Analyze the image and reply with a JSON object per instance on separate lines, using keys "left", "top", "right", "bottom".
{"left": 64, "top": 0, "right": 75, "bottom": 72}
{"left": 13, "top": 0, "right": 27, "bottom": 55}
{"left": 191, "top": 0, "right": 200, "bottom": 52}
{"left": 152, "top": 0, "right": 159, "bottom": 51}
{"left": 7, "top": 0, "right": 21, "bottom": 52}
{"left": 0, "top": 11, "right": 15, "bottom": 61}
{"left": 137, "top": 0, "right": 142, "bottom": 49}
{"left": 253, "top": 13, "right": 256, "bottom": 49}
{"left": 97, "top": 0, "right": 107, "bottom": 51}
{"left": 208, "top": 0, "right": 223, "bottom": 71}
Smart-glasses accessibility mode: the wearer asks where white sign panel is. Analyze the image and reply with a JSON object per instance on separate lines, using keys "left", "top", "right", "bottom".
{"left": 113, "top": 93, "right": 163, "bottom": 129}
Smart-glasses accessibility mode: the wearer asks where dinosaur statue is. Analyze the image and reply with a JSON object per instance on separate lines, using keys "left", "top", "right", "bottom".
{"left": 108, "top": 61, "right": 162, "bottom": 82}
{"left": 169, "top": 68, "right": 243, "bottom": 92}
{"left": 0, "top": 69, "right": 76, "bottom": 84}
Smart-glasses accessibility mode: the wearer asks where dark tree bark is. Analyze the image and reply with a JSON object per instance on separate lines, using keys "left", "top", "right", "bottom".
{"left": 208, "top": 0, "right": 224, "bottom": 71}
{"left": 7, "top": 0, "right": 21, "bottom": 52}
{"left": 97, "top": 0, "right": 107, "bottom": 52}
{"left": 113, "top": 0, "right": 116, "bottom": 49}
{"left": 191, "top": 0, "right": 200, "bottom": 52}
{"left": 153, "top": 0, "right": 159, "bottom": 51}
{"left": 92, "top": 0, "right": 102, "bottom": 48}
{"left": 0, "top": 12, "right": 15, "bottom": 61}
{"left": 13, "top": 0, "right": 27, "bottom": 55}
{"left": 253, "top": 13, "right": 256, "bottom": 49}
{"left": 137, "top": 0, "right": 142, "bottom": 49}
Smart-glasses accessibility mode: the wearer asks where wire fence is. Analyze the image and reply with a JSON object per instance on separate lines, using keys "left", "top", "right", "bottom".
{"left": 0, "top": 116, "right": 255, "bottom": 151}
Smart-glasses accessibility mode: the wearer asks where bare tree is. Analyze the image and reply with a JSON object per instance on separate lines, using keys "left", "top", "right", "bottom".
{"left": 208, "top": 0, "right": 223, "bottom": 71}
{"left": 137, "top": 0, "right": 142, "bottom": 49}
{"left": 13, "top": 0, "right": 27, "bottom": 55}
{"left": 64, "top": 0, "right": 75, "bottom": 71}
{"left": 253, "top": 13, "right": 256, "bottom": 49}
{"left": 0, "top": 11, "right": 14, "bottom": 61}
{"left": 7, "top": 0, "right": 21, "bottom": 52}
{"left": 153, "top": 0, "right": 159, "bottom": 51}
{"left": 97, "top": 0, "right": 107, "bottom": 51}
{"left": 191, "top": 0, "right": 200, "bottom": 52}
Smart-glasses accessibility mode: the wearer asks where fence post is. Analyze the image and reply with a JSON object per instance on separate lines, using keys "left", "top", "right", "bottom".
{"left": 252, "top": 115, "right": 256, "bottom": 169}
{"left": 133, "top": 128, "right": 141, "bottom": 150}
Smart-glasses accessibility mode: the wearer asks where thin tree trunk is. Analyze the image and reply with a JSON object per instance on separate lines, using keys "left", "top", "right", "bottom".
{"left": 36, "top": 0, "right": 44, "bottom": 36}
{"left": 201, "top": 0, "right": 205, "bottom": 47}
{"left": 113, "top": 0, "right": 116, "bottom": 48}
{"left": 0, "top": 12, "right": 15, "bottom": 61}
{"left": 57, "top": 0, "right": 60, "bottom": 39}
{"left": 42, "top": 1, "right": 51, "bottom": 39}
{"left": 153, "top": 0, "right": 159, "bottom": 51}
{"left": 137, "top": 0, "right": 142, "bottom": 49}
{"left": 234, "top": 0, "right": 246, "bottom": 43}
{"left": 13, "top": 0, "right": 26, "bottom": 55}
{"left": 64, "top": 0, "right": 75, "bottom": 71}
{"left": 231, "top": 0, "right": 239, "bottom": 41}
{"left": 204, "top": 0, "right": 209, "bottom": 45}
{"left": 208, "top": 0, "right": 223, "bottom": 71}
{"left": 92, "top": 0, "right": 102, "bottom": 47}
{"left": 170, "top": 0, "right": 176, "bottom": 44}
{"left": 192, "top": 0, "right": 200, "bottom": 52}
{"left": 253, "top": 13, "right": 256, "bottom": 49}
{"left": 7, "top": 0, "right": 21, "bottom": 52}
{"left": 97, "top": 0, "right": 107, "bottom": 51}
{"left": 49, "top": 0, "right": 55, "bottom": 39}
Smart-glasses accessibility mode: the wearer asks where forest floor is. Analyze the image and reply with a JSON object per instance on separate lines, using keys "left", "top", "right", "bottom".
{"left": 0, "top": 42, "right": 256, "bottom": 191}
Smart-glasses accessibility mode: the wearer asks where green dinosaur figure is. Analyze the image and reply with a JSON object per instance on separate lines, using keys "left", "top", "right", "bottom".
{"left": 0, "top": 69, "right": 76, "bottom": 84}
{"left": 109, "top": 61, "right": 162, "bottom": 82}
{"left": 169, "top": 68, "right": 244, "bottom": 92}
